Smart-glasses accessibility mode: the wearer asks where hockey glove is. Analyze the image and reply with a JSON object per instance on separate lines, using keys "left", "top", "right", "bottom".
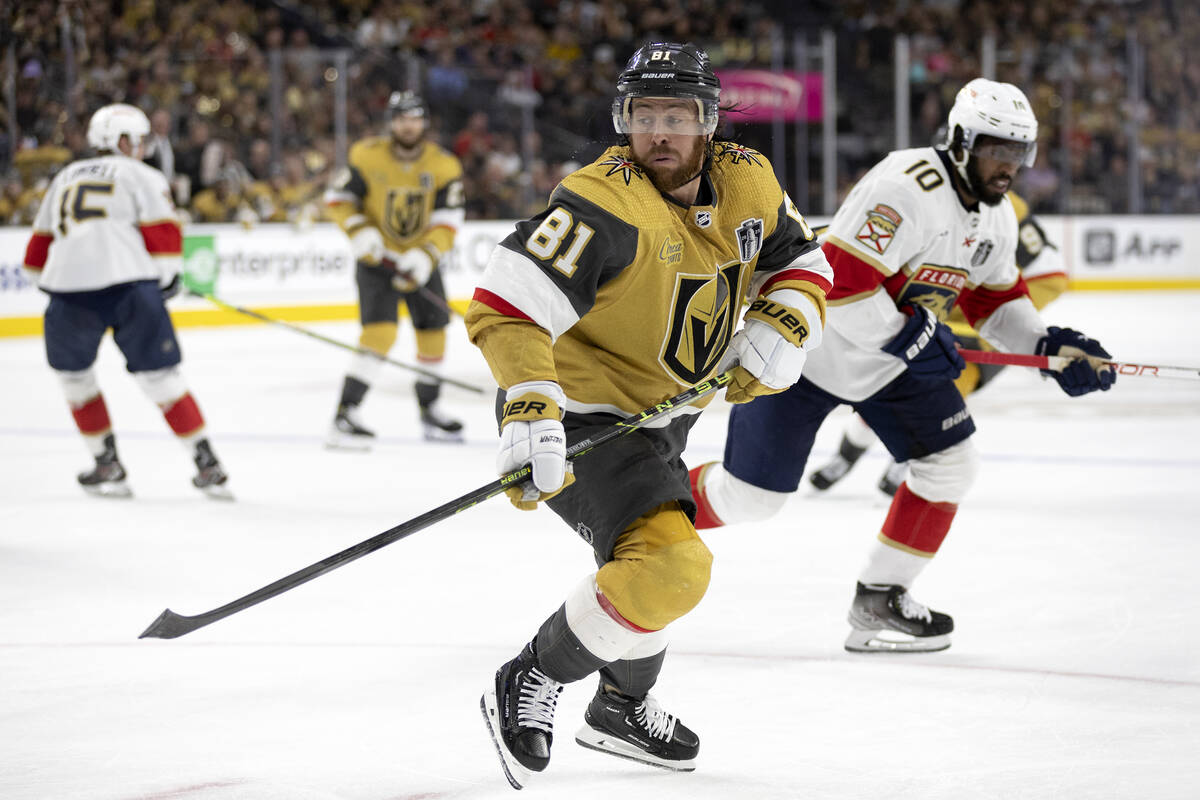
{"left": 882, "top": 304, "right": 965, "bottom": 381}
{"left": 497, "top": 380, "right": 575, "bottom": 511}
{"left": 720, "top": 295, "right": 814, "bottom": 404}
{"left": 1036, "top": 326, "right": 1117, "bottom": 396}
{"left": 383, "top": 247, "right": 434, "bottom": 292}
{"left": 349, "top": 226, "right": 385, "bottom": 264}
{"left": 159, "top": 273, "right": 181, "bottom": 301}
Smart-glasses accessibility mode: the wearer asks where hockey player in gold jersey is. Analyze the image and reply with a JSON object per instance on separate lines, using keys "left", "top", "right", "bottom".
{"left": 469, "top": 43, "right": 832, "bottom": 788}
{"left": 324, "top": 90, "right": 466, "bottom": 447}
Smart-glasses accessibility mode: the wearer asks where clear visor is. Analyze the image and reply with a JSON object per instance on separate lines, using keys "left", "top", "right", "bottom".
{"left": 971, "top": 138, "right": 1037, "bottom": 167}
{"left": 612, "top": 97, "right": 718, "bottom": 136}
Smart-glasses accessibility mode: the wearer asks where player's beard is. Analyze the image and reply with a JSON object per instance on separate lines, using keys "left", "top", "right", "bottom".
{"left": 391, "top": 129, "right": 424, "bottom": 152}
{"left": 636, "top": 138, "right": 706, "bottom": 194}
{"left": 965, "top": 156, "right": 1008, "bottom": 206}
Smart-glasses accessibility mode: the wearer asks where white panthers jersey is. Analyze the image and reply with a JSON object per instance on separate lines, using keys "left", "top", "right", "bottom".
{"left": 25, "top": 154, "right": 182, "bottom": 292}
{"left": 803, "top": 147, "right": 1046, "bottom": 401}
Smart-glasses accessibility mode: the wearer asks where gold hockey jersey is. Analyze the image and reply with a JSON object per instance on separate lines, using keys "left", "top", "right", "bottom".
{"left": 324, "top": 137, "right": 465, "bottom": 259}
{"left": 466, "top": 143, "right": 833, "bottom": 421}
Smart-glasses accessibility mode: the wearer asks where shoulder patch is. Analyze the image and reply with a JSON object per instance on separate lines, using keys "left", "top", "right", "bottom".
{"left": 855, "top": 204, "right": 903, "bottom": 255}
{"left": 713, "top": 142, "right": 764, "bottom": 167}
{"left": 597, "top": 154, "right": 644, "bottom": 185}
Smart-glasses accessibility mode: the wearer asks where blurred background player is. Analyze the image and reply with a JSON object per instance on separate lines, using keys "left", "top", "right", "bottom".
{"left": 324, "top": 90, "right": 466, "bottom": 448}
{"left": 689, "top": 78, "right": 1114, "bottom": 654}
{"left": 468, "top": 42, "right": 829, "bottom": 788}
{"left": 809, "top": 190, "right": 1068, "bottom": 495}
{"left": 21, "top": 103, "right": 231, "bottom": 500}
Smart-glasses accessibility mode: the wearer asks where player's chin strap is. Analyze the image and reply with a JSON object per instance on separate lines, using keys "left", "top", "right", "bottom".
{"left": 138, "top": 371, "right": 734, "bottom": 640}
{"left": 946, "top": 139, "right": 973, "bottom": 191}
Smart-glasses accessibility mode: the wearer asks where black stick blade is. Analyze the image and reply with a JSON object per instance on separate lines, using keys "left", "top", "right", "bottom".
{"left": 139, "top": 608, "right": 201, "bottom": 639}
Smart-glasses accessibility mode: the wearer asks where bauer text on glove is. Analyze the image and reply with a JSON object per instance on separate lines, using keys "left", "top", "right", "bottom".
{"left": 497, "top": 380, "right": 576, "bottom": 510}
{"left": 882, "top": 303, "right": 965, "bottom": 381}
{"left": 721, "top": 291, "right": 820, "bottom": 404}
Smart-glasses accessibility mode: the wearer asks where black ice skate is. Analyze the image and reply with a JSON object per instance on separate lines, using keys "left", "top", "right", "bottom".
{"left": 419, "top": 402, "right": 464, "bottom": 443}
{"left": 192, "top": 438, "right": 233, "bottom": 500}
{"left": 809, "top": 435, "right": 867, "bottom": 491}
{"left": 574, "top": 684, "right": 699, "bottom": 771}
{"left": 481, "top": 642, "right": 563, "bottom": 789}
{"left": 877, "top": 460, "right": 908, "bottom": 497}
{"left": 845, "top": 582, "right": 953, "bottom": 653}
{"left": 77, "top": 434, "right": 132, "bottom": 498}
{"left": 326, "top": 404, "right": 376, "bottom": 450}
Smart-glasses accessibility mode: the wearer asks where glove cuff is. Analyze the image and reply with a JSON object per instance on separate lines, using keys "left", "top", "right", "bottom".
{"left": 744, "top": 296, "right": 814, "bottom": 348}
{"left": 502, "top": 380, "right": 565, "bottom": 424}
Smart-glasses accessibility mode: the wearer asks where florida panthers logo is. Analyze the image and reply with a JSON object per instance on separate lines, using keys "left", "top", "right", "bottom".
{"left": 895, "top": 265, "right": 968, "bottom": 320}
{"left": 599, "top": 155, "right": 644, "bottom": 185}
{"left": 660, "top": 261, "right": 745, "bottom": 384}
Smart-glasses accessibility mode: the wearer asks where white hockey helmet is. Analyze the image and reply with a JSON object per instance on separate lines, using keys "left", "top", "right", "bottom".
{"left": 945, "top": 78, "right": 1038, "bottom": 167}
{"left": 87, "top": 103, "right": 151, "bottom": 153}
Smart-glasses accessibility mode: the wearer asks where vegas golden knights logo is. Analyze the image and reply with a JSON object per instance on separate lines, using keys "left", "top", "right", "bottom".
{"left": 660, "top": 261, "right": 744, "bottom": 384}
{"left": 385, "top": 179, "right": 431, "bottom": 239}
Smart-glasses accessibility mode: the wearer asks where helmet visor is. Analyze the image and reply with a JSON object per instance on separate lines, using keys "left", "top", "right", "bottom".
{"left": 972, "top": 138, "right": 1037, "bottom": 167}
{"left": 612, "top": 97, "right": 717, "bottom": 136}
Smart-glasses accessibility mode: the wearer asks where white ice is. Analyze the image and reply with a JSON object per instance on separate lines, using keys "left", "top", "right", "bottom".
{"left": 2, "top": 291, "right": 1198, "bottom": 800}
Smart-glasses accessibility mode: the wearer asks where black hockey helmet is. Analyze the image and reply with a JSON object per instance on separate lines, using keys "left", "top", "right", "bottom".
{"left": 387, "top": 90, "right": 427, "bottom": 119}
{"left": 612, "top": 42, "right": 721, "bottom": 136}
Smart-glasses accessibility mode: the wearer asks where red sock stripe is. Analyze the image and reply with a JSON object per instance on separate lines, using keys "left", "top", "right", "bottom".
{"left": 163, "top": 393, "right": 205, "bottom": 436}
{"left": 595, "top": 590, "right": 656, "bottom": 633}
{"left": 688, "top": 463, "right": 725, "bottom": 529}
{"left": 879, "top": 482, "right": 957, "bottom": 555}
{"left": 71, "top": 395, "right": 111, "bottom": 435}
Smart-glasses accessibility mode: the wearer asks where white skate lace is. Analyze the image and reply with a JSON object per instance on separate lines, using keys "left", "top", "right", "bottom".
{"left": 896, "top": 591, "right": 932, "bottom": 623}
{"left": 517, "top": 667, "right": 562, "bottom": 734}
{"left": 635, "top": 694, "right": 678, "bottom": 741}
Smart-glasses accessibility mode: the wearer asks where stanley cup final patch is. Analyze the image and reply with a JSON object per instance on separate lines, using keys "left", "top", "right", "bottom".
{"left": 855, "top": 203, "right": 903, "bottom": 255}
{"left": 735, "top": 217, "right": 764, "bottom": 262}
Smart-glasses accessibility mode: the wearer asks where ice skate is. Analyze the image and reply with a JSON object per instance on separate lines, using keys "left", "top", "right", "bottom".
{"left": 809, "top": 435, "right": 867, "bottom": 491}
{"left": 845, "top": 582, "right": 953, "bottom": 653}
{"left": 326, "top": 404, "right": 375, "bottom": 450}
{"left": 77, "top": 435, "right": 132, "bottom": 498}
{"left": 419, "top": 402, "right": 464, "bottom": 443}
{"left": 574, "top": 684, "right": 699, "bottom": 771}
{"left": 877, "top": 460, "right": 907, "bottom": 497}
{"left": 481, "top": 642, "right": 563, "bottom": 789}
{"left": 191, "top": 438, "right": 233, "bottom": 500}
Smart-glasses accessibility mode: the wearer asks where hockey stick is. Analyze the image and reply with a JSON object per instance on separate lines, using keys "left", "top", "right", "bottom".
{"left": 958, "top": 348, "right": 1200, "bottom": 381}
{"left": 139, "top": 370, "right": 733, "bottom": 640}
{"left": 196, "top": 292, "right": 484, "bottom": 394}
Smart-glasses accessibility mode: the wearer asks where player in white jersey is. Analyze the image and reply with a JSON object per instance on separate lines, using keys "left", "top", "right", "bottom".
{"left": 689, "top": 79, "right": 1115, "bottom": 652}
{"left": 23, "top": 103, "right": 231, "bottom": 499}
{"left": 809, "top": 189, "right": 1068, "bottom": 496}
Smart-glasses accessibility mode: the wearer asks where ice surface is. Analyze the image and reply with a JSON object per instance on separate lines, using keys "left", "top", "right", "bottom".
{"left": 2, "top": 291, "right": 1198, "bottom": 799}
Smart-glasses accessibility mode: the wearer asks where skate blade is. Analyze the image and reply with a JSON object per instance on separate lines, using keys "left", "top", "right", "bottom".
{"left": 422, "top": 423, "right": 464, "bottom": 443}
{"left": 324, "top": 431, "right": 374, "bottom": 451}
{"left": 574, "top": 724, "right": 696, "bottom": 772}
{"left": 844, "top": 627, "right": 951, "bottom": 653}
{"left": 480, "top": 690, "right": 531, "bottom": 790}
{"left": 420, "top": 424, "right": 460, "bottom": 443}
{"left": 81, "top": 482, "right": 133, "bottom": 499}
{"left": 197, "top": 483, "right": 235, "bottom": 501}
